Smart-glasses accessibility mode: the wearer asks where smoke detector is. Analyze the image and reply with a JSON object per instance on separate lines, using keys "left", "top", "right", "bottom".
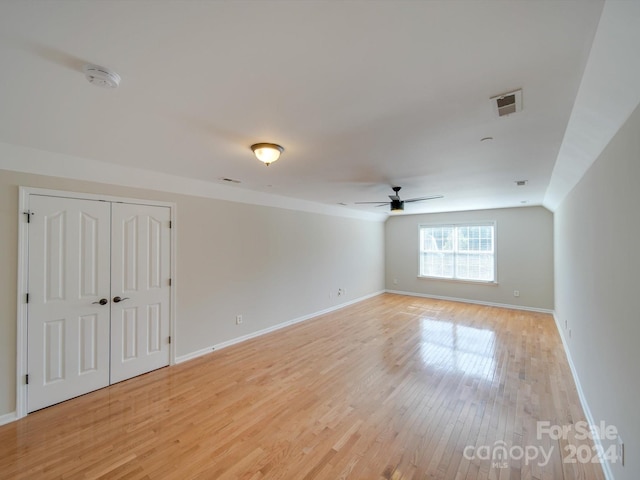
{"left": 491, "top": 89, "right": 522, "bottom": 117}
{"left": 83, "top": 64, "right": 121, "bottom": 88}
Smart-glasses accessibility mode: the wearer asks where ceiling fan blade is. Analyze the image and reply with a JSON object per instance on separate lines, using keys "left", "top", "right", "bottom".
{"left": 404, "top": 195, "right": 444, "bottom": 203}
{"left": 388, "top": 195, "right": 400, "bottom": 201}
{"left": 355, "top": 201, "right": 389, "bottom": 205}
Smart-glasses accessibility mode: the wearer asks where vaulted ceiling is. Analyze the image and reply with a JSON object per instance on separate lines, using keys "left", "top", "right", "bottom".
{"left": 1, "top": 1, "right": 636, "bottom": 218}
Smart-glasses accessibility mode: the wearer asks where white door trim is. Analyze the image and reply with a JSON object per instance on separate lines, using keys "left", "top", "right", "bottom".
{"left": 16, "top": 186, "right": 177, "bottom": 419}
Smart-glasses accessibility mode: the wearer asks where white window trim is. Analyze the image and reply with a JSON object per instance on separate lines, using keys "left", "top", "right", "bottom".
{"left": 417, "top": 221, "right": 498, "bottom": 285}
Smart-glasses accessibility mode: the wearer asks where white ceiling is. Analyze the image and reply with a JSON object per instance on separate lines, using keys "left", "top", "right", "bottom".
{"left": 544, "top": 0, "right": 640, "bottom": 210}
{"left": 0, "top": 1, "right": 609, "bottom": 217}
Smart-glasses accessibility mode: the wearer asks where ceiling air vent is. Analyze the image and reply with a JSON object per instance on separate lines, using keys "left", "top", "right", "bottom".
{"left": 491, "top": 89, "right": 522, "bottom": 117}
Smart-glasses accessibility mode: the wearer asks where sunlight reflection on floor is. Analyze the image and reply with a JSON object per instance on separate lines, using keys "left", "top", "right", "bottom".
{"left": 419, "top": 317, "right": 496, "bottom": 379}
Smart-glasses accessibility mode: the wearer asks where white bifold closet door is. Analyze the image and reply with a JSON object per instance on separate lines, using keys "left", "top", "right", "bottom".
{"left": 27, "top": 195, "right": 171, "bottom": 413}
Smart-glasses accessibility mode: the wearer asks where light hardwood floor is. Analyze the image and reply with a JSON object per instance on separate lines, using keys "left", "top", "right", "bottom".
{"left": 0, "top": 294, "right": 605, "bottom": 479}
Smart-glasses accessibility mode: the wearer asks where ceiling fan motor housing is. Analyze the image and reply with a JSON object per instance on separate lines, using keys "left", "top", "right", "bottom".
{"left": 390, "top": 199, "right": 404, "bottom": 211}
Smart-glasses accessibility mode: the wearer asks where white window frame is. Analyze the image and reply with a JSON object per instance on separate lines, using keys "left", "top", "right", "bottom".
{"left": 418, "top": 221, "right": 497, "bottom": 284}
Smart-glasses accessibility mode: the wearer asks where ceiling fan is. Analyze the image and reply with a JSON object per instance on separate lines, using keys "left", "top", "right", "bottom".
{"left": 355, "top": 186, "right": 443, "bottom": 212}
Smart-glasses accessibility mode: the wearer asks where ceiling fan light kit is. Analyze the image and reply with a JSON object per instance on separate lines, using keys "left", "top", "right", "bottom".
{"left": 251, "top": 143, "right": 284, "bottom": 166}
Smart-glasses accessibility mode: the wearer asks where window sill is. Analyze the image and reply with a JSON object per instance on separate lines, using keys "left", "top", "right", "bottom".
{"left": 417, "top": 276, "right": 499, "bottom": 286}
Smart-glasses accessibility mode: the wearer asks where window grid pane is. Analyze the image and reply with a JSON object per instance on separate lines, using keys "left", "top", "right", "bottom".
{"left": 421, "top": 226, "right": 454, "bottom": 252}
{"left": 420, "top": 224, "right": 495, "bottom": 282}
{"left": 421, "top": 252, "right": 454, "bottom": 278}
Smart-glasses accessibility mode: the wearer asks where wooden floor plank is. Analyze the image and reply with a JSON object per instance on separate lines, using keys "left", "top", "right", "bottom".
{"left": 0, "top": 294, "right": 605, "bottom": 479}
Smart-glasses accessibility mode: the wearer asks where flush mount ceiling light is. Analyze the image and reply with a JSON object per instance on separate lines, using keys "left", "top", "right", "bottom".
{"left": 83, "top": 64, "right": 121, "bottom": 88}
{"left": 251, "top": 143, "right": 284, "bottom": 166}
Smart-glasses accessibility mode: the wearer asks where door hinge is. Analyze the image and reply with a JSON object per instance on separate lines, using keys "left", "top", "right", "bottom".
{"left": 26, "top": 293, "right": 29, "bottom": 304}
{"left": 25, "top": 374, "right": 29, "bottom": 385}
{"left": 168, "top": 336, "right": 171, "bottom": 344}
{"left": 23, "top": 210, "right": 34, "bottom": 223}
{"left": 169, "top": 220, "right": 172, "bottom": 228}
{"left": 169, "top": 278, "right": 172, "bottom": 286}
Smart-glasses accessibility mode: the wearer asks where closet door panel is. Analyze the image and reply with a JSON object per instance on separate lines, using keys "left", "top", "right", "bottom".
{"left": 27, "top": 196, "right": 111, "bottom": 412}
{"left": 110, "top": 203, "right": 171, "bottom": 383}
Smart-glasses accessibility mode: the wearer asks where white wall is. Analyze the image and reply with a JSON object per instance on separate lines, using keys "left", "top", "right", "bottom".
{"left": 0, "top": 169, "right": 385, "bottom": 418}
{"left": 554, "top": 102, "right": 640, "bottom": 480}
{"left": 385, "top": 206, "right": 554, "bottom": 310}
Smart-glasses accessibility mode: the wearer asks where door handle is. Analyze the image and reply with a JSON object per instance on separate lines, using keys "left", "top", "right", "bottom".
{"left": 92, "top": 298, "right": 109, "bottom": 305}
{"left": 113, "top": 296, "right": 130, "bottom": 303}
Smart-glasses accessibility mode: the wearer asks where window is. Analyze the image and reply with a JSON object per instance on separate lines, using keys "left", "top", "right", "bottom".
{"left": 419, "top": 223, "right": 496, "bottom": 282}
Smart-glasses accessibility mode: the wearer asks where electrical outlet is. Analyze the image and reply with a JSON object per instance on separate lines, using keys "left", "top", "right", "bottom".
{"left": 513, "top": 290, "right": 520, "bottom": 297}
{"left": 236, "top": 315, "right": 243, "bottom": 325}
{"left": 393, "top": 278, "right": 398, "bottom": 285}
{"left": 617, "top": 436, "right": 624, "bottom": 466}
{"left": 569, "top": 328, "right": 572, "bottom": 339}
{"left": 337, "top": 288, "right": 343, "bottom": 296}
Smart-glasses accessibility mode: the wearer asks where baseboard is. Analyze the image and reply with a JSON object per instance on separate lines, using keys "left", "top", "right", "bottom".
{"left": 552, "top": 313, "right": 614, "bottom": 480}
{"left": 176, "top": 290, "right": 385, "bottom": 364}
{"left": 385, "top": 289, "right": 554, "bottom": 314}
{"left": 0, "top": 411, "right": 18, "bottom": 426}
{"left": 175, "top": 346, "right": 218, "bottom": 364}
